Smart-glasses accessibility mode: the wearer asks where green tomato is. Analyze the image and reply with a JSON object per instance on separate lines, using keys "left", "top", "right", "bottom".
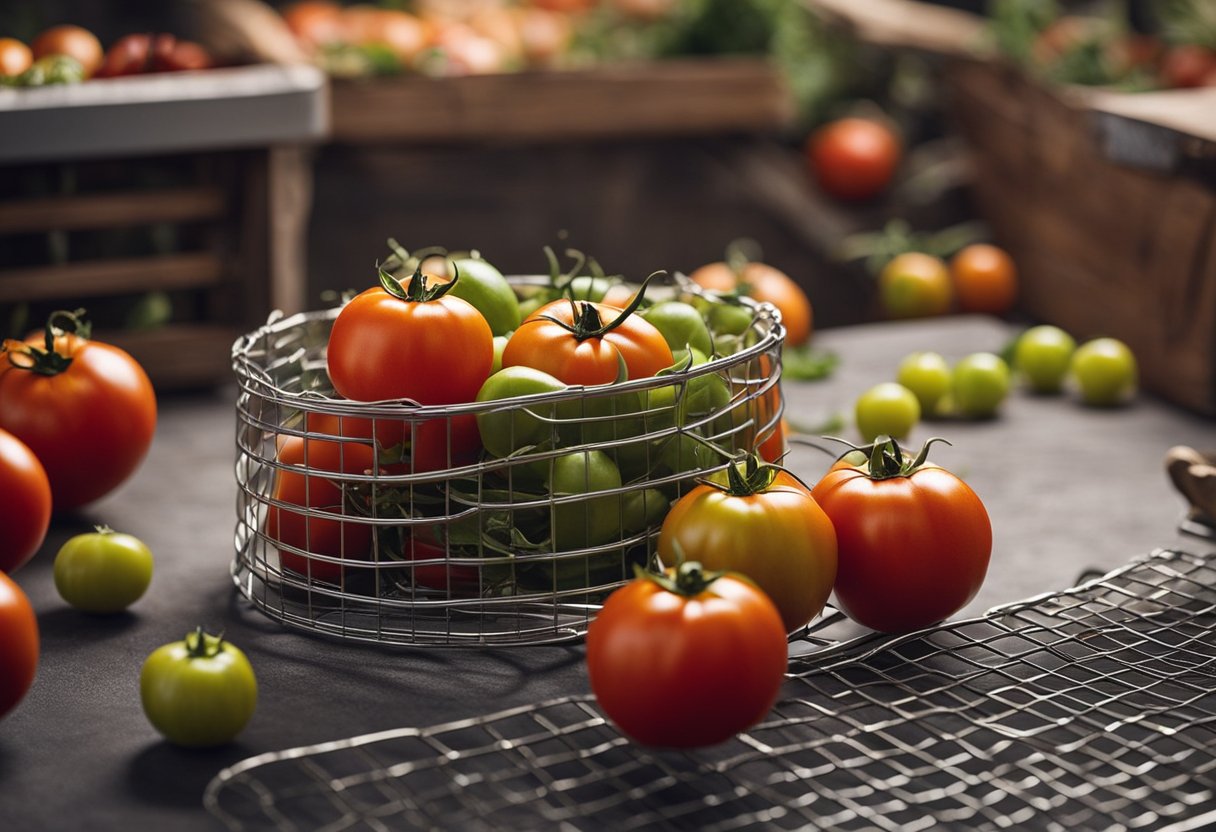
{"left": 855, "top": 382, "right": 920, "bottom": 442}
{"left": 53, "top": 528, "right": 154, "bottom": 614}
{"left": 491, "top": 335, "right": 508, "bottom": 375}
{"left": 896, "top": 352, "right": 952, "bottom": 415}
{"left": 140, "top": 629, "right": 257, "bottom": 748}
{"left": 516, "top": 294, "right": 550, "bottom": 320}
{"left": 566, "top": 276, "right": 613, "bottom": 302}
{"left": 446, "top": 257, "right": 521, "bottom": 336}
{"left": 547, "top": 450, "right": 624, "bottom": 551}
{"left": 641, "top": 301, "right": 714, "bottom": 356}
{"left": 952, "top": 352, "right": 1011, "bottom": 418}
{"left": 475, "top": 366, "right": 567, "bottom": 459}
{"left": 1070, "top": 337, "right": 1137, "bottom": 406}
{"left": 706, "top": 302, "right": 754, "bottom": 337}
{"left": 1014, "top": 325, "right": 1076, "bottom": 393}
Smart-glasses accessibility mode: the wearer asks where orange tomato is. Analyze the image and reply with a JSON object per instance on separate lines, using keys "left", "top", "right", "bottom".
{"left": 878, "top": 252, "right": 952, "bottom": 319}
{"left": 689, "top": 261, "right": 813, "bottom": 346}
{"left": 0, "top": 38, "right": 32, "bottom": 77}
{"left": 344, "top": 6, "right": 429, "bottom": 65}
{"left": 281, "top": 1, "right": 346, "bottom": 47}
{"left": 31, "top": 25, "right": 103, "bottom": 78}
{"left": 950, "top": 244, "right": 1018, "bottom": 315}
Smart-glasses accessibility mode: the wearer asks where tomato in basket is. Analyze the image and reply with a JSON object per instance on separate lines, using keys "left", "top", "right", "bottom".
{"left": 587, "top": 560, "right": 788, "bottom": 748}
{"left": 811, "top": 437, "right": 991, "bottom": 634}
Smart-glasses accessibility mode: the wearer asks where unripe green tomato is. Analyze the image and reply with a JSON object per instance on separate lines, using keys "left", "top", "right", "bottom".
{"left": 1013, "top": 325, "right": 1076, "bottom": 393}
{"left": 854, "top": 382, "right": 920, "bottom": 442}
{"left": 895, "top": 352, "right": 952, "bottom": 415}
{"left": 445, "top": 257, "right": 521, "bottom": 336}
{"left": 54, "top": 528, "right": 154, "bottom": 613}
{"left": 706, "top": 302, "right": 753, "bottom": 337}
{"left": 952, "top": 352, "right": 1011, "bottom": 418}
{"left": 491, "top": 335, "right": 508, "bottom": 375}
{"left": 641, "top": 301, "right": 714, "bottom": 356}
{"left": 1070, "top": 337, "right": 1137, "bottom": 406}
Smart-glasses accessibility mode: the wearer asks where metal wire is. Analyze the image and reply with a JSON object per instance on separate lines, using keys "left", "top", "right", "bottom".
{"left": 205, "top": 548, "right": 1216, "bottom": 832}
{"left": 229, "top": 282, "right": 787, "bottom": 646}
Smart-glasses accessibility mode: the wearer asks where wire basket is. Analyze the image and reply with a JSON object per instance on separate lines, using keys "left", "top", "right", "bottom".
{"left": 205, "top": 547, "right": 1216, "bottom": 832}
{"left": 230, "top": 283, "right": 787, "bottom": 647}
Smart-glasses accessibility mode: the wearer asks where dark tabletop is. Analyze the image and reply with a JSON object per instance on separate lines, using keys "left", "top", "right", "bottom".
{"left": 2, "top": 315, "right": 1213, "bottom": 832}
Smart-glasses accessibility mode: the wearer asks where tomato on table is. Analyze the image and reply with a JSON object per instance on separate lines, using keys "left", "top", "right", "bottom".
{"left": 1013, "top": 325, "right": 1076, "bottom": 394}
{"left": 54, "top": 527, "right": 154, "bottom": 613}
{"left": 811, "top": 437, "right": 992, "bottom": 634}
{"left": 0, "top": 428, "right": 51, "bottom": 573}
{"left": 586, "top": 561, "right": 788, "bottom": 748}
{"left": 327, "top": 265, "right": 494, "bottom": 406}
{"left": 140, "top": 628, "right": 257, "bottom": 747}
{"left": 879, "top": 252, "right": 952, "bottom": 319}
{"left": 658, "top": 455, "right": 837, "bottom": 633}
{"left": 950, "top": 244, "right": 1018, "bottom": 315}
{"left": 854, "top": 382, "right": 920, "bottom": 442}
{"left": 0, "top": 309, "right": 157, "bottom": 512}
{"left": 1070, "top": 337, "right": 1137, "bottom": 407}
{"left": 0, "top": 570, "right": 38, "bottom": 721}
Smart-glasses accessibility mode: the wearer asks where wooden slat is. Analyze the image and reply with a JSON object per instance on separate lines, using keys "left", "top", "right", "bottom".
{"left": 330, "top": 58, "right": 793, "bottom": 143}
{"left": 102, "top": 323, "right": 240, "bottom": 389}
{"left": 0, "top": 187, "right": 228, "bottom": 234}
{"left": 0, "top": 252, "right": 224, "bottom": 303}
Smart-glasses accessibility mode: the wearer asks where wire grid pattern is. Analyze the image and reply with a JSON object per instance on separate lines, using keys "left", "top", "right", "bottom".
{"left": 230, "top": 291, "right": 785, "bottom": 647}
{"left": 206, "top": 548, "right": 1216, "bottom": 832}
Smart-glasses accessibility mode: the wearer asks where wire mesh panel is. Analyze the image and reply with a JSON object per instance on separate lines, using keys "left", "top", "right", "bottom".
{"left": 206, "top": 548, "right": 1216, "bottom": 831}
{"left": 229, "top": 284, "right": 786, "bottom": 646}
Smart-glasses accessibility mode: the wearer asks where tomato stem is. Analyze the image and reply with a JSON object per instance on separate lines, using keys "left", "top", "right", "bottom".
{"left": 636, "top": 560, "right": 727, "bottom": 598}
{"left": 2, "top": 307, "right": 90, "bottom": 377}
{"left": 822, "top": 435, "right": 953, "bottom": 480}
{"left": 702, "top": 452, "right": 780, "bottom": 497}
{"left": 185, "top": 626, "right": 224, "bottom": 659}
{"left": 538, "top": 270, "right": 664, "bottom": 342}
{"left": 378, "top": 262, "right": 461, "bottom": 304}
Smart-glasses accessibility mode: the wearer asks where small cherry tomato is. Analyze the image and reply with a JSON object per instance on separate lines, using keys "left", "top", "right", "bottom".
{"left": 807, "top": 117, "right": 902, "bottom": 202}
{"left": 54, "top": 527, "right": 154, "bottom": 613}
{"left": 812, "top": 437, "right": 992, "bottom": 633}
{"left": 1013, "top": 325, "right": 1076, "bottom": 394}
{"left": 0, "top": 38, "right": 33, "bottom": 77}
{"left": 140, "top": 628, "right": 257, "bottom": 748}
{"left": 896, "top": 352, "right": 952, "bottom": 416}
{"left": 1070, "top": 337, "right": 1137, "bottom": 407}
{"left": 951, "top": 352, "right": 1010, "bottom": 418}
{"left": 855, "top": 382, "right": 920, "bottom": 442}
{"left": 586, "top": 561, "right": 788, "bottom": 748}
{"left": 0, "top": 428, "right": 51, "bottom": 573}
{"left": 0, "top": 570, "right": 38, "bottom": 721}
{"left": 879, "top": 252, "right": 952, "bottom": 319}
{"left": 950, "top": 244, "right": 1018, "bottom": 315}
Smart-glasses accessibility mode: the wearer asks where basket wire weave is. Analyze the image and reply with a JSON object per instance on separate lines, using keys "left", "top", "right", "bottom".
{"left": 205, "top": 547, "right": 1216, "bottom": 831}
{"left": 230, "top": 289, "right": 786, "bottom": 647}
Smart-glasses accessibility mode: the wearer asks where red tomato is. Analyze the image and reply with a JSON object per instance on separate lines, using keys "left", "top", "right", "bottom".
{"left": 586, "top": 561, "right": 788, "bottom": 748}
{"left": 0, "top": 312, "right": 157, "bottom": 512}
{"left": 31, "top": 24, "right": 103, "bottom": 78}
{"left": 265, "top": 434, "right": 376, "bottom": 583}
{"left": 0, "top": 38, "right": 32, "bottom": 77}
{"left": 950, "top": 244, "right": 1018, "bottom": 315}
{"left": 155, "top": 38, "right": 213, "bottom": 72}
{"left": 0, "top": 429, "right": 51, "bottom": 573}
{"left": 327, "top": 269, "right": 494, "bottom": 406}
{"left": 1161, "top": 45, "right": 1216, "bottom": 89}
{"left": 306, "top": 410, "right": 481, "bottom": 474}
{"left": 807, "top": 117, "right": 902, "bottom": 202}
{"left": 95, "top": 33, "right": 152, "bottom": 78}
{"left": 503, "top": 299, "right": 673, "bottom": 385}
{"left": 811, "top": 439, "right": 992, "bottom": 633}
{"left": 658, "top": 457, "right": 836, "bottom": 633}
{"left": 0, "top": 570, "right": 38, "bottom": 721}
{"left": 689, "top": 261, "right": 813, "bottom": 346}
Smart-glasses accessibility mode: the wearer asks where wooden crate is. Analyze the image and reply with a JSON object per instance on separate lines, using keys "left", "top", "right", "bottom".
{"left": 0, "top": 65, "right": 326, "bottom": 390}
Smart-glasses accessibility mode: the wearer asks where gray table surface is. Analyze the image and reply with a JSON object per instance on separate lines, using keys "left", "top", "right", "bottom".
{"left": 2, "top": 315, "right": 1212, "bottom": 831}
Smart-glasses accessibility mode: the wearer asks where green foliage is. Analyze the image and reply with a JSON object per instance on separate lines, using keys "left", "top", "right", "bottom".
{"left": 986, "top": 0, "right": 1060, "bottom": 65}
{"left": 1157, "top": 0, "right": 1216, "bottom": 49}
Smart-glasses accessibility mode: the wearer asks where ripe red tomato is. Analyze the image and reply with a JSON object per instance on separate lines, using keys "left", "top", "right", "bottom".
{"left": 327, "top": 268, "right": 494, "bottom": 406}
{"left": 688, "top": 261, "right": 814, "bottom": 346}
{"left": 950, "top": 243, "right": 1018, "bottom": 315}
{"left": 503, "top": 299, "right": 673, "bottom": 385}
{"left": 0, "top": 570, "right": 38, "bottom": 721}
{"left": 95, "top": 33, "right": 152, "bottom": 78}
{"left": 306, "top": 409, "right": 481, "bottom": 474}
{"left": 265, "top": 434, "right": 376, "bottom": 582}
{"left": 0, "top": 311, "right": 157, "bottom": 511}
{"left": 658, "top": 457, "right": 836, "bottom": 633}
{"left": 1161, "top": 45, "right": 1216, "bottom": 89}
{"left": 807, "top": 117, "right": 901, "bottom": 202}
{"left": 0, "top": 428, "right": 52, "bottom": 573}
{"left": 586, "top": 561, "right": 788, "bottom": 748}
{"left": 811, "top": 439, "right": 992, "bottom": 633}
{"left": 30, "top": 24, "right": 103, "bottom": 78}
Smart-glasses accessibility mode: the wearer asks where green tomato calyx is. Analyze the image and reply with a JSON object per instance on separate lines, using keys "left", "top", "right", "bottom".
{"left": 637, "top": 560, "right": 728, "bottom": 598}
{"left": 3, "top": 308, "right": 92, "bottom": 377}
{"left": 828, "top": 435, "right": 952, "bottom": 480}
{"left": 378, "top": 258, "right": 461, "bottom": 304}
{"left": 185, "top": 627, "right": 226, "bottom": 660}
{"left": 706, "top": 452, "right": 782, "bottom": 497}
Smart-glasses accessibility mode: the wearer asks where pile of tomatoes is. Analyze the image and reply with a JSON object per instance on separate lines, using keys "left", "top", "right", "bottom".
{"left": 0, "top": 25, "right": 213, "bottom": 87}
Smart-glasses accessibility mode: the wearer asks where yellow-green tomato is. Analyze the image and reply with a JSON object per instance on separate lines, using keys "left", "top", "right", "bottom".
{"left": 896, "top": 352, "right": 952, "bottom": 415}
{"left": 1013, "top": 325, "right": 1076, "bottom": 393}
{"left": 547, "top": 450, "right": 623, "bottom": 551}
{"left": 53, "top": 527, "right": 153, "bottom": 613}
{"left": 140, "top": 629, "right": 257, "bottom": 748}
{"left": 855, "top": 382, "right": 920, "bottom": 442}
{"left": 491, "top": 335, "right": 508, "bottom": 375}
{"left": 1070, "top": 337, "right": 1137, "bottom": 406}
{"left": 951, "top": 352, "right": 1011, "bottom": 418}
{"left": 641, "top": 301, "right": 714, "bottom": 356}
